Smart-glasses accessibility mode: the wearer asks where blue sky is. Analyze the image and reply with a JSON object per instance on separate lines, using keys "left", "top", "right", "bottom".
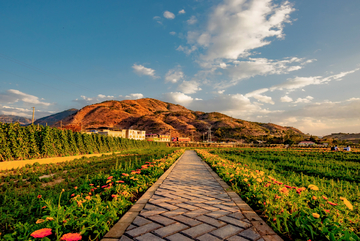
{"left": 0, "top": 0, "right": 359, "bottom": 136}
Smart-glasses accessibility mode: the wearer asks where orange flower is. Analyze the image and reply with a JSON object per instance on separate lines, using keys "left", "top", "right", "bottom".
{"left": 116, "top": 180, "right": 124, "bottom": 183}
{"left": 312, "top": 196, "right": 317, "bottom": 200}
{"left": 74, "top": 186, "right": 78, "bottom": 190}
{"left": 122, "top": 173, "right": 129, "bottom": 177}
{"left": 107, "top": 176, "right": 113, "bottom": 179}
{"left": 60, "top": 233, "right": 82, "bottom": 241}
{"left": 46, "top": 217, "right": 54, "bottom": 221}
{"left": 30, "top": 228, "right": 52, "bottom": 238}
{"left": 42, "top": 206, "right": 47, "bottom": 209}
{"left": 324, "top": 209, "right": 330, "bottom": 213}
{"left": 37, "top": 195, "right": 42, "bottom": 199}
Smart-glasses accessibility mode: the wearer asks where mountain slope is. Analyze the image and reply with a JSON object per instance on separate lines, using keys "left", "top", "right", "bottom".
{"left": 0, "top": 115, "right": 32, "bottom": 125}
{"left": 34, "top": 108, "right": 78, "bottom": 126}
{"left": 54, "top": 98, "right": 305, "bottom": 141}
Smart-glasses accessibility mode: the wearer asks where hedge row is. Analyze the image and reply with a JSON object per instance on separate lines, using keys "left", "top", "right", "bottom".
{"left": 0, "top": 122, "right": 166, "bottom": 161}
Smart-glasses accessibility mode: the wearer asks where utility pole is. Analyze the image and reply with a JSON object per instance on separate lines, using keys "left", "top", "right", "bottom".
{"left": 31, "top": 107, "right": 35, "bottom": 124}
{"left": 208, "top": 126, "right": 212, "bottom": 142}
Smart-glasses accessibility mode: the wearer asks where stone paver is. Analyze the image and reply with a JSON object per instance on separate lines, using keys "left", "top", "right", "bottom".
{"left": 110, "top": 150, "right": 282, "bottom": 241}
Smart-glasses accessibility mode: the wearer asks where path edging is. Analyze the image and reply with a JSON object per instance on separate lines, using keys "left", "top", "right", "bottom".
{"left": 200, "top": 156, "right": 284, "bottom": 241}
{"left": 101, "top": 151, "right": 185, "bottom": 241}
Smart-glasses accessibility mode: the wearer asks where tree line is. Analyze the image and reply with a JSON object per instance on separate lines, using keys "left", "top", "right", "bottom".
{"left": 0, "top": 122, "right": 166, "bottom": 162}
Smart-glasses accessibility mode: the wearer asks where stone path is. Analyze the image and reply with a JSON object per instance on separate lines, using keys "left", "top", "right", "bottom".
{"left": 103, "top": 150, "right": 282, "bottom": 241}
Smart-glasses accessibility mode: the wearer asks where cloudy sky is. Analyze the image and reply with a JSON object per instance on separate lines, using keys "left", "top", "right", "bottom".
{"left": 1, "top": 0, "right": 359, "bottom": 136}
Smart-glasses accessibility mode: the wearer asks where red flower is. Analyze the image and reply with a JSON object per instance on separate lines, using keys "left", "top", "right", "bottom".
{"left": 89, "top": 184, "right": 94, "bottom": 186}
{"left": 42, "top": 206, "right": 47, "bottom": 209}
{"left": 107, "top": 176, "right": 113, "bottom": 179}
{"left": 328, "top": 201, "right": 337, "bottom": 206}
{"left": 324, "top": 209, "right": 330, "bottom": 213}
{"left": 37, "top": 195, "right": 42, "bottom": 199}
{"left": 284, "top": 185, "right": 292, "bottom": 189}
{"left": 122, "top": 173, "right": 129, "bottom": 177}
{"left": 60, "top": 233, "right": 82, "bottom": 241}
{"left": 30, "top": 228, "right": 52, "bottom": 238}
{"left": 71, "top": 194, "right": 75, "bottom": 197}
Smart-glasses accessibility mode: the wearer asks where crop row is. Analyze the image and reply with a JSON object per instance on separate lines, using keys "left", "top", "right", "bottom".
{"left": 214, "top": 149, "right": 360, "bottom": 183}
{"left": 0, "top": 147, "right": 183, "bottom": 240}
{"left": 196, "top": 149, "right": 359, "bottom": 241}
{"left": 0, "top": 122, "right": 166, "bottom": 162}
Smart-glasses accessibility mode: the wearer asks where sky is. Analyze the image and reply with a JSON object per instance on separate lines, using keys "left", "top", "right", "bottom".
{"left": 0, "top": 0, "right": 359, "bottom": 136}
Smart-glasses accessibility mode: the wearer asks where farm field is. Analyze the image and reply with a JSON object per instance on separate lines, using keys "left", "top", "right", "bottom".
{"left": 196, "top": 148, "right": 360, "bottom": 241}
{"left": 0, "top": 147, "right": 184, "bottom": 240}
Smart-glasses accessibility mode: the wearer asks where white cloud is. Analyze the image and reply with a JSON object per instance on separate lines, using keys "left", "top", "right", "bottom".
{"left": 216, "top": 57, "right": 310, "bottom": 88}
{"left": 178, "top": 9, "right": 185, "bottom": 14}
{"left": 165, "top": 67, "right": 184, "bottom": 83}
{"left": 73, "top": 92, "right": 144, "bottom": 106}
{"left": 125, "top": 93, "right": 144, "bottom": 99}
{"left": 162, "top": 92, "right": 194, "bottom": 106}
{"left": 169, "top": 31, "right": 176, "bottom": 35}
{"left": 294, "top": 96, "right": 314, "bottom": 103}
{"left": 271, "top": 68, "right": 359, "bottom": 91}
{"left": 153, "top": 16, "right": 161, "bottom": 20}
{"left": 176, "top": 45, "right": 197, "bottom": 55}
{"left": 263, "top": 98, "right": 360, "bottom": 135}
{"left": 98, "top": 94, "right": 114, "bottom": 99}
{"left": 0, "top": 105, "right": 55, "bottom": 119}
{"left": 178, "top": 80, "right": 202, "bottom": 94}
{"left": 0, "top": 89, "right": 51, "bottom": 106}
{"left": 132, "top": 64, "right": 158, "bottom": 78}
{"left": 164, "top": 11, "right": 175, "bottom": 19}
{"left": 219, "top": 63, "right": 227, "bottom": 69}
{"left": 186, "top": 0, "right": 294, "bottom": 61}
{"left": 187, "top": 16, "right": 197, "bottom": 25}
{"left": 280, "top": 95, "right": 293, "bottom": 102}
{"left": 245, "top": 88, "right": 274, "bottom": 104}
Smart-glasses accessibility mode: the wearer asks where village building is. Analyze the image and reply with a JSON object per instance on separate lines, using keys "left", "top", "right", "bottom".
{"left": 298, "top": 141, "right": 316, "bottom": 146}
{"left": 86, "top": 127, "right": 146, "bottom": 140}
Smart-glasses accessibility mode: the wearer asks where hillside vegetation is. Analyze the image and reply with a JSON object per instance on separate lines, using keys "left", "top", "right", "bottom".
{"left": 55, "top": 98, "right": 306, "bottom": 142}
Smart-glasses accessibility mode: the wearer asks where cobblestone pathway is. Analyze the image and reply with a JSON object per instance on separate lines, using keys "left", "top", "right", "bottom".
{"left": 110, "top": 150, "right": 282, "bottom": 241}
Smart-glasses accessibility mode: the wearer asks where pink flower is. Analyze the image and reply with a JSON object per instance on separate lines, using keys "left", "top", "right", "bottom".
{"left": 30, "top": 228, "right": 52, "bottom": 238}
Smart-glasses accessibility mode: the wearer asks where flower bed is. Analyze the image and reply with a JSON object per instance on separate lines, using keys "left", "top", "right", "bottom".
{"left": 1, "top": 148, "right": 184, "bottom": 240}
{"left": 196, "top": 149, "right": 360, "bottom": 241}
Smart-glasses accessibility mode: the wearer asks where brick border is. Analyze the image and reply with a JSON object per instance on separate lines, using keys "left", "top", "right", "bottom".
{"left": 201, "top": 160, "right": 284, "bottom": 241}
{"left": 101, "top": 151, "right": 185, "bottom": 241}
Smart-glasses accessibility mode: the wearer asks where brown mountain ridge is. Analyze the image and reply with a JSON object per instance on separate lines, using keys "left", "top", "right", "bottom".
{"left": 54, "top": 98, "right": 305, "bottom": 142}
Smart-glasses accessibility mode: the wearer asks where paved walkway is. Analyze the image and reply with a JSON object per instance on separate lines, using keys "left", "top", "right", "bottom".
{"left": 109, "top": 150, "right": 282, "bottom": 241}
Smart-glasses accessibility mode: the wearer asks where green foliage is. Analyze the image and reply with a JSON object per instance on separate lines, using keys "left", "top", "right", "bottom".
{"left": 0, "top": 124, "right": 12, "bottom": 161}
{"left": 0, "top": 148, "right": 183, "bottom": 240}
{"left": 0, "top": 123, "right": 167, "bottom": 161}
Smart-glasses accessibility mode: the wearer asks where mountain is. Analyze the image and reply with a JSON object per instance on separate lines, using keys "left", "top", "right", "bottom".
{"left": 323, "top": 133, "right": 360, "bottom": 144}
{"left": 34, "top": 108, "right": 78, "bottom": 126}
{"left": 0, "top": 115, "right": 32, "bottom": 125}
{"left": 54, "top": 98, "right": 305, "bottom": 142}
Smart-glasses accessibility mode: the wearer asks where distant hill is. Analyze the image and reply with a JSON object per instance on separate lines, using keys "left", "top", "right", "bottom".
{"left": 323, "top": 133, "right": 360, "bottom": 144}
{"left": 0, "top": 115, "right": 32, "bottom": 125}
{"left": 53, "top": 98, "right": 305, "bottom": 142}
{"left": 34, "top": 108, "right": 78, "bottom": 126}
